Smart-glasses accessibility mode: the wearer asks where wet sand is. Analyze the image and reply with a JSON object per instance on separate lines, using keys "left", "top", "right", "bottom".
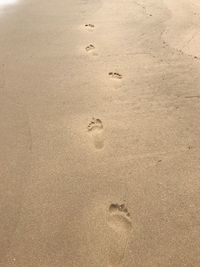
{"left": 0, "top": 0, "right": 200, "bottom": 266}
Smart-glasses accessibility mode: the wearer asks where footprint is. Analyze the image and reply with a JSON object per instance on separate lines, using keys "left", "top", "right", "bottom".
{"left": 85, "top": 44, "right": 95, "bottom": 53}
{"left": 108, "top": 203, "right": 132, "bottom": 232}
{"left": 87, "top": 118, "right": 104, "bottom": 150}
{"left": 85, "top": 23, "right": 95, "bottom": 30}
{"left": 108, "top": 203, "right": 132, "bottom": 267}
{"left": 109, "top": 72, "right": 123, "bottom": 80}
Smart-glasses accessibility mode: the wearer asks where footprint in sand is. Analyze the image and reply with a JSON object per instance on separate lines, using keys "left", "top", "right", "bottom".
{"left": 85, "top": 23, "right": 95, "bottom": 31}
{"left": 87, "top": 118, "right": 104, "bottom": 150}
{"left": 108, "top": 203, "right": 132, "bottom": 267}
{"left": 108, "top": 72, "right": 123, "bottom": 80}
{"left": 85, "top": 44, "right": 95, "bottom": 53}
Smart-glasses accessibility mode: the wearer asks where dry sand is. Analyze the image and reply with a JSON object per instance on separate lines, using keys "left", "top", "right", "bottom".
{"left": 0, "top": 0, "right": 200, "bottom": 266}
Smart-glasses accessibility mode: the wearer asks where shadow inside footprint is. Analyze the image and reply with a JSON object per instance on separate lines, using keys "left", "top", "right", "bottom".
{"left": 88, "top": 118, "right": 103, "bottom": 132}
{"left": 85, "top": 44, "right": 95, "bottom": 52}
{"left": 109, "top": 72, "right": 123, "bottom": 80}
{"left": 85, "top": 23, "right": 95, "bottom": 30}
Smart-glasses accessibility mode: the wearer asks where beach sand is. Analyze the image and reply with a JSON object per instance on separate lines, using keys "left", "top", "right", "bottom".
{"left": 0, "top": 0, "right": 200, "bottom": 266}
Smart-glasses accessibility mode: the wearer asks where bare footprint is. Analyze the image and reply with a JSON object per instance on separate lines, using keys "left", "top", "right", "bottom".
{"left": 85, "top": 23, "right": 95, "bottom": 31}
{"left": 109, "top": 72, "right": 123, "bottom": 80}
{"left": 85, "top": 44, "right": 95, "bottom": 53}
{"left": 87, "top": 118, "right": 104, "bottom": 150}
{"left": 108, "top": 203, "right": 132, "bottom": 267}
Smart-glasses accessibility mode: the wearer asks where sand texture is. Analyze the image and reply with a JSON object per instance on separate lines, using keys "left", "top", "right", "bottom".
{"left": 0, "top": 0, "right": 200, "bottom": 266}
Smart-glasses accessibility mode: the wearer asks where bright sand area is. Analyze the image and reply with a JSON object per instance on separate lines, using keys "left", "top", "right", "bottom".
{"left": 0, "top": 0, "right": 200, "bottom": 266}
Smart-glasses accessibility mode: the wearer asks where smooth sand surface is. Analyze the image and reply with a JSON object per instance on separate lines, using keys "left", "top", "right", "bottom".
{"left": 0, "top": 0, "right": 200, "bottom": 266}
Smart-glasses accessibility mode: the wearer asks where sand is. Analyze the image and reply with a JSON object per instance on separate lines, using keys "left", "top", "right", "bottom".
{"left": 0, "top": 0, "right": 200, "bottom": 266}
